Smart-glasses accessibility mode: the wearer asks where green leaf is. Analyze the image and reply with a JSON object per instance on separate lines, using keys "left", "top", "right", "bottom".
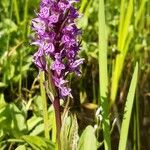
{"left": 98, "top": 0, "right": 111, "bottom": 150}
{"left": 0, "top": 82, "right": 7, "bottom": 88}
{"left": 0, "top": 103, "right": 27, "bottom": 138}
{"left": 27, "top": 116, "right": 43, "bottom": 132}
{"left": 110, "top": 0, "right": 134, "bottom": 105}
{"left": 78, "top": 125, "right": 97, "bottom": 150}
{"left": 29, "top": 124, "right": 44, "bottom": 136}
{"left": 61, "top": 113, "right": 79, "bottom": 150}
{"left": 0, "top": 130, "right": 4, "bottom": 142}
{"left": 0, "top": 94, "right": 6, "bottom": 107}
{"left": 7, "top": 64, "right": 15, "bottom": 80}
{"left": 15, "top": 145, "right": 26, "bottom": 150}
{"left": 0, "top": 141, "right": 6, "bottom": 150}
{"left": 10, "top": 104, "right": 28, "bottom": 137}
{"left": 68, "top": 115, "right": 78, "bottom": 150}
{"left": 118, "top": 63, "right": 138, "bottom": 150}
{"left": 22, "top": 135, "right": 55, "bottom": 150}
{"left": 0, "top": 19, "right": 17, "bottom": 37}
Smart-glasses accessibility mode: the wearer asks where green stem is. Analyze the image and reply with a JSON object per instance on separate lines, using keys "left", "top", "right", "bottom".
{"left": 3, "top": 0, "right": 13, "bottom": 83}
{"left": 6, "top": 0, "right": 13, "bottom": 52}
{"left": 23, "top": 0, "right": 29, "bottom": 40}
{"left": 18, "top": 50, "right": 22, "bottom": 98}
{"left": 7, "top": 139, "right": 24, "bottom": 143}
{"left": 13, "top": 0, "right": 20, "bottom": 24}
{"left": 40, "top": 71, "right": 50, "bottom": 139}
{"left": 133, "top": 109, "right": 137, "bottom": 150}
{"left": 79, "top": 0, "right": 87, "bottom": 13}
{"left": 135, "top": 88, "right": 140, "bottom": 150}
{"left": 84, "top": 0, "right": 92, "bottom": 16}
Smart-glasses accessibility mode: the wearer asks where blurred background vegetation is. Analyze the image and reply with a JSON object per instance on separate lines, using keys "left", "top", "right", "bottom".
{"left": 0, "top": 0, "right": 150, "bottom": 150}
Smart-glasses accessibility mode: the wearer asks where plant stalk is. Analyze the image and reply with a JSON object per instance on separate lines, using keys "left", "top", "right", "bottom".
{"left": 98, "top": 0, "right": 111, "bottom": 149}
{"left": 53, "top": 97, "right": 62, "bottom": 150}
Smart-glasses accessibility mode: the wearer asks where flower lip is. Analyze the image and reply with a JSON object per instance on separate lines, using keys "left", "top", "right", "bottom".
{"left": 58, "top": 1, "right": 70, "bottom": 11}
{"left": 32, "top": 18, "right": 46, "bottom": 35}
{"left": 60, "top": 86, "right": 72, "bottom": 98}
{"left": 49, "top": 14, "right": 59, "bottom": 23}
{"left": 70, "top": 58, "right": 84, "bottom": 68}
{"left": 51, "top": 59, "right": 65, "bottom": 76}
{"left": 39, "top": 6, "right": 50, "bottom": 18}
{"left": 43, "top": 42, "right": 55, "bottom": 54}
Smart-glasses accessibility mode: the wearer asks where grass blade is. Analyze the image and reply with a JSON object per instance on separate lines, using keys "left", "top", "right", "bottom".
{"left": 98, "top": 0, "right": 111, "bottom": 150}
{"left": 40, "top": 71, "right": 49, "bottom": 140}
{"left": 118, "top": 63, "right": 138, "bottom": 150}
{"left": 110, "top": 0, "right": 134, "bottom": 105}
{"left": 135, "top": 0, "right": 148, "bottom": 27}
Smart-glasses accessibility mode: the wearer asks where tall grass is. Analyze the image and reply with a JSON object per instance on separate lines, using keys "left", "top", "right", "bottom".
{"left": 39, "top": 71, "right": 49, "bottom": 139}
{"left": 110, "top": 0, "right": 134, "bottom": 105}
{"left": 98, "top": 0, "right": 111, "bottom": 149}
{"left": 119, "top": 63, "right": 138, "bottom": 150}
{"left": 0, "top": 0, "right": 149, "bottom": 149}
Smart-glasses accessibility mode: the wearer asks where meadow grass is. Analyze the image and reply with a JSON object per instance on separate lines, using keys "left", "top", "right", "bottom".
{"left": 0, "top": 0, "right": 149, "bottom": 149}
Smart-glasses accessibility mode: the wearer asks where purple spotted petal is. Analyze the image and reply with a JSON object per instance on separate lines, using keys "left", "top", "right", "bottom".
{"left": 52, "top": 76, "right": 68, "bottom": 88}
{"left": 39, "top": 6, "right": 50, "bottom": 18}
{"left": 49, "top": 14, "right": 59, "bottom": 23}
{"left": 51, "top": 59, "right": 65, "bottom": 75}
{"left": 60, "top": 87, "right": 72, "bottom": 97}
{"left": 43, "top": 42, "right": 55, "bottom": 54}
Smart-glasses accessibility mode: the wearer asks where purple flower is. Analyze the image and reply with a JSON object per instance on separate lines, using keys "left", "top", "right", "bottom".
{"left": 43, "top": 42, "right": 55, "bottom": 54}
{"left": 51, "top": 59, "right": 65, "bottom": 76}
{"left": 32, "top": 18, "right": 46, "bottom": 35}
{"left": 60, "top": 87, "right": 72, "bottom": 97}
{"left": 39, "top": 6, "right": 50, "bottom": 18}
{"left": 52, "top": 76, "right": 68, "bottom": 88}
{"left": 70, "top": 58, "right": 84, "bottom": 69}
{"left": 32, "top": 0, "right": 84, "bottom": 98}
{"left": 49, "top": 14, "right": 59, "bottom": 23}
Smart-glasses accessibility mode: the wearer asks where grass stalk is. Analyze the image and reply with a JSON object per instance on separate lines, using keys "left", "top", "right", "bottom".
{"left": 110, "top": 0, "right": 134, "bottom": 105}
{"left": 84, "top": 0, "right": 92, "bottom": 17}
{"left": 118, "top": 63, "right": 138, "bottom": 150}
{"left": 79, "top": 0, "right": 87, "bottom": 13}
{"left": 18, "top": 0, "right": 29, "bottom": 97}
{"left": 118, "top": 0, "right": 126, "bottom": 46}
{"left": 133, "top": 109, "right": 137, "bottom": 150}
{"left": 135, "top": 88, "right": 140, "bottom": 150}
{"left": 13, "top": 0, "right": 20, "bottom": 24}
{"left": 23, "top": 0, "right": 29, "bottom": 40}
{"left": 98, "top": 0, "right": 111, "bottom": 149}
{"left": 135, "top": 0, "right": 147, "bottom": 27}
{"left": 6, "top": 0, "right": 13, "bottom": 52}
{"left": 18, "top": 51, "right": 22, "bottom": 98}
{"left": 40, "top": 71, "right": 50, "bottom": 139}
{"left": 3, "top": 0, "right": 13, "bottom": 83}
{"left": 52, "top": 112, "right": 56, "bottom": 143}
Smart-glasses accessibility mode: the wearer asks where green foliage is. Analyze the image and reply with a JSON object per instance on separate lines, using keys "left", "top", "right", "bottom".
{"left": 22, "top": 135, "right": 55, "bottom": 150}
{"left": 119, "top": 63, "right": 138, "bottom": 150}
{"left": 110, "top": 0, "right": 134, "bottom": 105}
{"left": 0, "top": 0, "right": 149, "bottom": 149}
{"left": 0, "top": 103, "right": 27, "bottom": 138}
{"left": 78, "top": 126, "right": 97, "bottom": 150}
{"left": 98, "top": 0, "right": 111, "bottom": 150}
{"left": 61, "top": 111, "right": 79, "bottom": 150}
